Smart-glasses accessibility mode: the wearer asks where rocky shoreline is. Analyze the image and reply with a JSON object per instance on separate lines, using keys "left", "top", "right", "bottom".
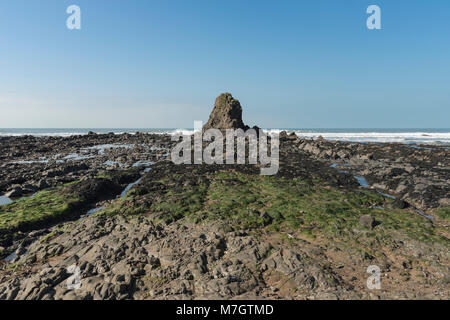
{"left": 0, "top": 131, "right": 448, "bottom": 300}
{"left": 292, "top": 134, "right": 450, "bottom": 210}
{"left": 0, "top": 94, "right": 448, "bottom": 300}
{"left": 0, "top": 132, "right": 173, "bottom": 196}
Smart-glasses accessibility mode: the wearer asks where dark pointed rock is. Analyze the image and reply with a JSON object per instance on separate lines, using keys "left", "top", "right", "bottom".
{"left": 203, "top": 93, "right": 249, "bottom": 131}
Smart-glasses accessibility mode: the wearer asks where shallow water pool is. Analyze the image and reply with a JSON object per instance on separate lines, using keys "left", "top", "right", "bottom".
{"left": 0, "top": 195, "right": 13, "bottom": 206}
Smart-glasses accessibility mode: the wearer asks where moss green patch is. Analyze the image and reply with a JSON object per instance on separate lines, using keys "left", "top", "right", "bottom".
{"left": 179, "top": 171, "right": 381, "bottom": 235}
{"left": 435, "top": 207, "right": 450, "bottom": 221}
{"left": 0, "top": 188, "right": 80, "bottom": 238}
{"left": 95, "top": 197, "right": 148, "bottom": 218}
{"left": 40, "top": 231, "right": 57, "bottom": 243}
{"left": 95, "top": 169, "right": 449, "bottom": 252}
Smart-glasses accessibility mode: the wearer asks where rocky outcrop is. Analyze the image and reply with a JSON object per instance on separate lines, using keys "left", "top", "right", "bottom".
{"left": 0, "top": 215, "right": 350, "bottom": 300}
{"left": 203, "top": 93, "right": 250, "bottom": 131}
{"left": 0, "top": 127, "right": 449, "bottom": 301}
{"left": 0, "top": 137, "right": 449, "bottom": 300}
{"left": 0, "top": 134, "right": 175, "bottom": 195}
{"left": 297, "top": 137, "right": 450, "bottom": 210}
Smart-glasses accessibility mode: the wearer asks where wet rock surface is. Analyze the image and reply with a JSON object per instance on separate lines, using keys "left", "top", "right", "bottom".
{"left": 0, "top": 132, "right": 448, "bottom": 300}
{"left": 0, "top": 133, "right": 173, "bottom": 196}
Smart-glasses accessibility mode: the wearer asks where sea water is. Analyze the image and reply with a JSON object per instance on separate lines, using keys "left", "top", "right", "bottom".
{"left": 1, "top": 128, "right": 449, "bottom": 145}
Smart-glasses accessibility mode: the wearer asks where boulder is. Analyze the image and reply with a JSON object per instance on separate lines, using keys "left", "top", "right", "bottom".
{"left": 38, "top": 179, "right": 50, "bottom": 189}
{"left": 288, "top": 132, "right": 298, "bottom": 139}
{"left": 5, "top": 187, "right": 22, "bottom": 198}
{"left": 359, "top": 215, "right": 375, "bottom": 229}
{"left": 65, "top": 178, "right": 122, "bottom": 203}
{"left": 279, "top": 131, "right": 288, "bottom": 139}
{"left": 392, "top": 199, "right": 410, "bottom": 209}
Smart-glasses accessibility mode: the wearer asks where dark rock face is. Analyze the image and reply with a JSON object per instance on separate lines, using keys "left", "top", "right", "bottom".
{"left": 5, "top": 187, "right": 23, "bottom": 198}
{"left": 298, "top": 137, "right": 450, "bottom": 210}
{"left": 203, "top": 93, "right": 249, "bottom": 131}
{"left": 65, "top": 178, "right": 123, "bottom": 203}
{"left": 279, "top": 131, "right": 299, "bottom": 141}
{"left": 392, "top": 199, "right": 410, "bottom": 209}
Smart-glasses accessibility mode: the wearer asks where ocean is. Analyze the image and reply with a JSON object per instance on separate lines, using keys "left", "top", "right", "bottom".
{"left": 0, "top": 128, "right": 449, "bottom": 145}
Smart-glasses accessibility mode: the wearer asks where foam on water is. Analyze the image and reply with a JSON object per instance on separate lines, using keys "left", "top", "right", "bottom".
{"left": 1, "top": 128, "right": 449, "bottom": 145}
{"left": 265, "top": 129, "right": 450, "bottom": 145}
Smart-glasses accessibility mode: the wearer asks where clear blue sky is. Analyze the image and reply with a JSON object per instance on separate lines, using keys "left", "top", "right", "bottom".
{"left": 0, "top": 0, "right": 449, "bottom": 128}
